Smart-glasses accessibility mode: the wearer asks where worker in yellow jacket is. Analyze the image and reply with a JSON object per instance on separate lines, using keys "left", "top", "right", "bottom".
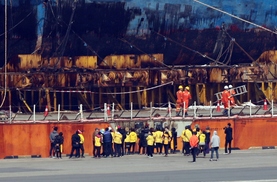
{"left": 181, "top": 126, "right": 192, "bottom": 156}
{"left": 124, "top": 129, "right": 131, "bottom": 155}
{"left": 146, "top": 131, "right": 155, "bottom": 158}
{"left": 94, "top": 132, "right": 102, "bottom": 158}
{"left": 78, "top": 130, "right": 85, "bottom": 158}
{"left": 129, "top": 128, "right": 137, "bottom": 154}
{"left": 113, "top": 129, "right": 123, "bottom": 157}
{"left": 154, "top": 128, "right": 163, "bottom": 154}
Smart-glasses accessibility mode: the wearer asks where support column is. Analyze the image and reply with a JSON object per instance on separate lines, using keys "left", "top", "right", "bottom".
{"left": 196, "top": 84, "right": 200, "bottom": 105}
{"left": 69, "top": 92, "right": 71, "bottom": 111}
{"left": 137, "top": 87, "right": 141, "bottom": 109}
{"left": 99, "top": 88, "right": 102, "bottom": 109}
{"left": 46, "top": 89, "right": 51, "bottom": 112}
{"left": 247, "top": 82, "right": 251, "bottom": 101}
{"left": 121, "top": 87, "right": 125, "bottom": 109}
{"left": 8, "top": 90, "right": 11, "bottom": 108}
{"left": 38, "top": 90, "right": 42, "bottom": 111}
{"left": 158, "top": 87, "right": 162, "bottom": 106}
{"left": 54, "top": 91, "right": 57, "bottom": 111}
{"left": 142, "top": 87, "right": 147, "bottom": 107}
{"left": 31, "top": 90, "right": 34, "bottom": 106}
{"left": 90, "top": 92, "right": 94, "bottom": 110}
{"left": 61, "top": 92, "right": 64, "bottom": 110}
{"left": 151, "top": 89, "right": 155, "bottom": 106}
{"left": 129, "top": 87, "right": 132, "bottom": 106}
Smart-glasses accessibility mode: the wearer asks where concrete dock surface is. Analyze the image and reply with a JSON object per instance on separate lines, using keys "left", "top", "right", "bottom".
{"left": 0, "top": 149, "right": 277, "bottom": 182}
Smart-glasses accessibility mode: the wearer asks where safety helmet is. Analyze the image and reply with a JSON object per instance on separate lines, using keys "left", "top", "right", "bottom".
{"left": 229, "top": 85, "right": 233, "bottom": 89}
{"left": 178, "top": 85, "right": 183, "bottom": 89}
{"left": 185, "top": 86, "right": 190, "bottom": 91}
{"left": 224, "top": 85, "right": 229, "bottom": 90}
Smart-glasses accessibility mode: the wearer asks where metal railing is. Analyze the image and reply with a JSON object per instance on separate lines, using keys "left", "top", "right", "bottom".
{"left": 0, "top": 99, "right": 276, "bottom": 124}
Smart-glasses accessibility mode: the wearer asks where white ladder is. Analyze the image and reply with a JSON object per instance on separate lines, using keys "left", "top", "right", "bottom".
{"left": 215, "top": 85, "right": 247, "bottom": 100}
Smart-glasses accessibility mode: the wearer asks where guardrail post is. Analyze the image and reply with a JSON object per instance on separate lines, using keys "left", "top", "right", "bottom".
{"left": 209, "top": 101, "right": 212, "bottom": 118}
{"left": 112, "top": 103, "right": 115, "bottom": 121}
{"left": 150, "top": 102, "right": 152, "bottom": 120}
{"left": 183, "top": 102, "right": 186, "bottom": 118}
{"left": 80, "top": 104, "right": 83, "bottom": 121}
{"left": 193, "top": 101, "right": 196, "bottom": 118}
{"left": 130, "top": 102, "right": 133, "bottom": 121}
{"left": 168, "top": 101, "right": 172, "bottom": 119}
{"left": 271, "top": 99, "right": 274, "bottom": 117}
{"left": 104, "top": 103, "right": 107, "bottom": 122}
{"left": 33, "top": 104, "right": 36, "bottom": 123}
{"left": 249, "top": 100, "right": 252, "bottom": 117}
{"left": 228, "top": 100, "right": 230, "bottom": 118}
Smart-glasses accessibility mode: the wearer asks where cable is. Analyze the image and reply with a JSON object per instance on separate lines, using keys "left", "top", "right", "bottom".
{"left": 102, "top": 81, "right": 173, "bottom": 95}
{"left": 152, "top": 30, "right": 226, "bottom": 65}
{"left": 0, "top": 11, "right": 33, "bottom": 38}
{"left": 118, "top": 38, "right": 173, "bottom": 69}
{"left": 193, "top": 0, "right": 277, "bottom": 35}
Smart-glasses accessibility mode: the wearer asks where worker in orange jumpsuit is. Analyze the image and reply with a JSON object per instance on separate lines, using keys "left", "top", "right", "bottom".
{"left": 222, "top": 85, "right": 231, "bottom": 116}
{"left": 176, "top": 85, "right": 184, "bottom": 116}
{"left": 228, "top": 85, "right": 236, "bottom": 106}
{"left": 183, "top": 86, "right": 192, "bottom": 116}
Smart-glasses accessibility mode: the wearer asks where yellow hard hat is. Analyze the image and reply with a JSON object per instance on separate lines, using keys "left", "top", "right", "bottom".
{"left": 178, "top": 85, "right": 183, "bottom": 89}
{"left": 185, "top": 86, "right": 190, "bottom": 90}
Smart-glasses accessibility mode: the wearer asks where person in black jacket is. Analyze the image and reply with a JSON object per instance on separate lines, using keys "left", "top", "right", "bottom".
{"left": 224, "top": 123, "right": 233, "bottom": 154}
{"left": 204, "top": 126, "right": 211, "bottom": 155}
{"left": 54, "top": 132, "right": 64, "bottom": 159}
{"left": 171, "top": 128, "right": 177, "bottom": 154}
{"left": 103, "top": 128, "right": 113, "bottom": 158}
{"left": 138, "top": 128, "right": 148, "bottom": 155}
{"left": 118, "top": 126, "right": 126, "bottom": 156}
{"left": 69, "top": 131, "right": 81, "bottom": 158}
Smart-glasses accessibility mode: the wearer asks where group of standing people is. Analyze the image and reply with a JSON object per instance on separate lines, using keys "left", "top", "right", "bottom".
{"left": 176, "top": 85, "right": 192, "bottom": 116}
{"left": 91, "top": 125, "right": 178, "bottom": 159}
{"left": 48, "top": 123, "right": 233, "bottom": 162}
{"left": 181, "top": 123, "right": 233, "bottom": 162}
{"left": 49, "top": 127, "right": 85, "bottom": 159}
{"left": 221, "top": 85, "right": 236, "bottom": 116}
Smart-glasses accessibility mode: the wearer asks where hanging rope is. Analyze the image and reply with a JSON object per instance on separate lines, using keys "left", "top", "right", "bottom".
{"left": 193, "top": 0, "right": 277, "bottom": 35}
{"left": 102, "top": 81, "right": 173, "bottom": 95}
{"left": 152, "top": 30, "right": 226, "bottom": 65}
{"left": 0, "top": 0, "right": 8, "bottom": 108}
{"left": 118, "top": 38, "right": 172, "bottom": 69}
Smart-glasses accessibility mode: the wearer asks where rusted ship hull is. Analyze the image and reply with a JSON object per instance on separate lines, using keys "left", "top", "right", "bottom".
{"left": 1, "top": 0, "right": 277, "bottom": 66}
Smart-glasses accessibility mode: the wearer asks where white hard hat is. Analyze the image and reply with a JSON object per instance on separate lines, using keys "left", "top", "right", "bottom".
{"left": 229, "top": 85, "right": 233, "bottom": 89}
{"left": 224, "top": 85, "right": 229, "bottom": 89}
